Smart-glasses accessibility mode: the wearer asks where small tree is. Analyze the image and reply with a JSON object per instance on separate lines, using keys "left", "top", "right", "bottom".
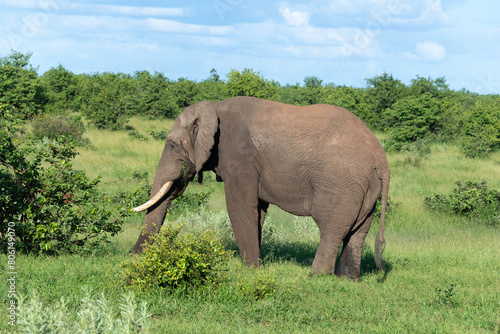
{"left": 459, "top": 96, "right": 500, "bottom": 158}
{"left": 364, "top": 72, "right": 407, "bottom": 130}
{"left": 0, "top": 51, "right": 46, "bottom": 119}
{"left": 383, "top": 92, "right": 443, "bottom": 149}
{"left": 78, "top": 73, "right": 134, "bottom": 130}
{"left": 41, "top": 64, "right": 78, "bottom": 113}
{"left": 226, "top": 69, "right": 277, "bottom": 100}
{"left": 0, "top": 105, "right": 130, "bottom": 254}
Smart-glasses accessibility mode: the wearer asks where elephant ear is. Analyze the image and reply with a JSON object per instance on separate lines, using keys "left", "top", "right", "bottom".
{"left": 194, "top": 102, "right": 218, "bottom": 172}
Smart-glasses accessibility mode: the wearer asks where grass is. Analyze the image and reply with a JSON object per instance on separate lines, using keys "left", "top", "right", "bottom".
{"left": 1, "top": 117, "right": 500, "bottom": 333}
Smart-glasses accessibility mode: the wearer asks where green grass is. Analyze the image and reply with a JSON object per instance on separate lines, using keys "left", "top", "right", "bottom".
{"left": 2, "top": 117, "right": 500, "bottom": 333}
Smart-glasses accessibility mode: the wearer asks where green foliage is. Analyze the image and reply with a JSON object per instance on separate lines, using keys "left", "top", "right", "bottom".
{"left": 41, "top": 65, "right": 79, "bottom": 113}
{"left": 424, "top": 180, "right": 500, "bottom": 226}
{"left": 383, "top": 93, "right": 444, "bottom": 149}
{"left": 31, "top": 114, "right": 88, "bottom": 146}
{"left": 132, "top": 71, "right": 178, "bottom": 119}
{"left": 169, "top": 191, "right": 212, "bottom": 217}
{"left": 149, "top": 130, "right": 168, "bottom": 141}
{"left": 0, "top": 51, "right": 46, "bottom": 119}
{"left": 364, "top": 72, "right": 407, "bottom": 130}
{"left": 322, "top": 85, "right": 369, "bottom": 118}
{"left": 127, "top": 130, "right": 149, "bottom": 141}
{"left": 302, "top": 76, "right": 323, "bottom": 105}
{"left": 0, "top": 108, "right": 130, "bottom": 254}
{"left": 77, "top": 73, "right": 134, "bottom": 130}
{"left": 235, "top": 271, "right": 280, "bottom": 301}
{"left": 194, "top": 68, "right": 228, "bottom": 102}
{"left": 226, "top": 69, "right": 278, "bottom": 99}
{"left": 459, "top": 95, "right": 500, "bottom": 158}
{"left": 434, "top": 283, "right": 458, "bottom": 307}
{"left": 122, "top": 222, "right": 233, "bottom": 292}
{"left": 16, "top": 289, "right": 151, "bottom": 333}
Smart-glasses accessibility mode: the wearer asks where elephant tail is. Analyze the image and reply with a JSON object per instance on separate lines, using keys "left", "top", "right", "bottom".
{"left": 374, "top": 168, "right": 390, "bottom": 271}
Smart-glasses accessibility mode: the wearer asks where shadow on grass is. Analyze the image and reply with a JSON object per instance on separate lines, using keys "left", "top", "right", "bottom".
{"left": 230, "top": 239, "right": 393, "bottom": 281}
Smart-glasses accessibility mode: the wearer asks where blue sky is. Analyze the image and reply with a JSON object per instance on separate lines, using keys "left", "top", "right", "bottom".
{"left": 1, "top": 0, "right": 499, "bottom": 94}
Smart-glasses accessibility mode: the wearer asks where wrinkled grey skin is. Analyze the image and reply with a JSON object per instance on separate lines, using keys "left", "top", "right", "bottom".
{"left": 131, "top": 96, "right": 390, "bottom": 279}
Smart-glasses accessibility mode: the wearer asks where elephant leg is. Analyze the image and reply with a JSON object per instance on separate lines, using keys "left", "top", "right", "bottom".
{"left": 224, "top": 175, "right": 261, "bottom": 266}
{"left": 258, "top": 200, "right": 269, "bottom": 248}
{"left": 311, "top": 195, "right": 362, "bottom": 275}
{"left": 336, "top": 207, "right": 375, "bottom": 280}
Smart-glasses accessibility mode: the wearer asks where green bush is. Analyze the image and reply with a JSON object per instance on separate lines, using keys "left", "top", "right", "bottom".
{"left": 0, "top": 51, "right": 47, "bottom": 119}
{"left": 459, "top": 96, "right": 500, "bottom": 158}
{"left": 122, "top": 222, "right": 233, "bottom": 292}
{"left": 0, "top": 108, "right": 130, "bottom": 254}
{"left": 169, "top": 191, "right": 212, "bottom": 217}
{"left": 32, "top": 114, "right": 88, "bottom": 146}
{"left": 149, "top": 130, "right": 168, "bottom": 141}
{"left": 77, "top": 73, "right": 134, "bottom": 130}
{"left": 424, "top": 180, "right": 500, "bottom": 226}
{"left": 128, "top": 130, "right": 149, "bottom": 141}
{"left": 41, "top": 65, "right": 79, "bottom": 113}
{"left": 383, "top": 93, "right": 443, "bottom": 146}
{"left": 16, "top": 289, "right": 151, "bottom": 333}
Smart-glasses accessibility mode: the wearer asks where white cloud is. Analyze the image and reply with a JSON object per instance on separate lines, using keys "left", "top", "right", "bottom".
{"left": 415, "top": 40, "right": 446, "bottom": 62}
{"left": 403, "top": 40, "right": 446, "bottom": 63}
{"left": 97, "top": 5, "right": 184, "bottom": 18}
{"left": 279, "top": 5, "right": 310, "bottom": 27}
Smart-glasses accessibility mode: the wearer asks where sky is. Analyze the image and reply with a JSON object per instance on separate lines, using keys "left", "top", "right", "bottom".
{"left": 1, "top": 0, "right": 499, "bottom": 94}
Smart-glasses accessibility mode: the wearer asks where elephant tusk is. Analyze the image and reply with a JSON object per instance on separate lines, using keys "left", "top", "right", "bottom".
{"left": 132, "top": 180, "right": 174, "bottom": 212}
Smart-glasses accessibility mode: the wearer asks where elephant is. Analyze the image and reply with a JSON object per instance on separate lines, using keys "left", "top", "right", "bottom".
{"left": 131, "top": 96, "right": 390, "bottom": 279}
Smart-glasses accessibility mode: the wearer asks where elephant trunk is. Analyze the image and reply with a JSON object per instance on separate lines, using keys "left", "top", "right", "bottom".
{"left": 130, "top": 177, "right": 190, "bottom": 254}
{"left": 129, "top": 180, "right": 175, "bottom": 254}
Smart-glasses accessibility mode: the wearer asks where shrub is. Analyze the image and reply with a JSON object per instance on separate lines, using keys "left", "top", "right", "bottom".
{"left": 128, "top": 130, "right": 149, "bottom": 141}
{"left": 78, "top": 73, "right": 134, "bottom": 130}
{"left": 0, "top": 109, "right": 131, "bottom": 254}
{"left": 169, "top": 191, "right": 212, "bottom": 217}
{"left": 149, "top": 130, "right": 168, "bottom": 141}
{"left": 0, "top": 51, "right": 47, "bottom": 119}
{"left": 424, "top": 180, "right": 500, "bottom": 226}
{"left": 383, "top": 93, "right": 443, "bottom": 146}
{"left": 459, "top": 96, "right": 500, "bottom": 158}
{"left": 32, "top": 114, "right": 88, "bottom": 146}
{"left": 122, "top": 222, "right": 233, "bottom": 292}
{"left": 16, "top": 289, "right": 151, "bottom": 333}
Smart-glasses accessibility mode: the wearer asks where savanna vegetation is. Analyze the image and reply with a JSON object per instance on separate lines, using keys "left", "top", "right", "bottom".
{"left": 1, "top": 51, "right": 499, "bottom": 333}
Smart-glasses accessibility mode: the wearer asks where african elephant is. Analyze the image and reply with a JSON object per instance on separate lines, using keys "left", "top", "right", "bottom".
{"left": 131, "top": 96, "right": 390, "bottom": 279}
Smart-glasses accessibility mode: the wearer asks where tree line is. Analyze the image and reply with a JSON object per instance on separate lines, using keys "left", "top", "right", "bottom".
{"left": 1, "top": 50, "right": 499, "bottom": 157}
{"left": 1, "top": 50, "right": 499, "bottom": 254}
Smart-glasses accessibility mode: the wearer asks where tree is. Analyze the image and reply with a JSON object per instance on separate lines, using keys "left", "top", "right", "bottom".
{"left": 0, "top": 105, "right": 130, "bottom": 253}
{"left": 383, "top": 92, "right": 444, "bottom": 148}
{"left": 77, "top": 72, "right": 134, "bottom": 130}
{"left": 0, "top": 51, "right": 46, "bottom": 119}
{"left": 365, "top": 73, "right": 407, "bottom": 130}
{"left": 459, "top": 96, "right": 500, "bottom": 158}
{"left": 41, "top": 64, "right": 78, "bottom": 113}
{"left": 303, "top": 76, "right": 323, "bottom": 105}
{"left": 226, "top": 69, "right": 277, "bottom": 100}
{"left": 132, "top": 71, "right": 178, "bottom": 119}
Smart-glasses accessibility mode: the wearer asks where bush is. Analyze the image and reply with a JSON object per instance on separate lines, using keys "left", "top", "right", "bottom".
{"left": 77, "top": 73, "right": 134, "bottom": 130}
{"left": 149, "top": 130, "right": 168, "bottom": 141}
{"left": 32, "top": 114, "right": 88, "bottom": 146}
{"left": 0, "top": 51, "right": 47, "bottom": 119}
{"left": 383, "top": 93, "right": 443, "bottom": 146}
{"left": 169, "top": 191, "right": 212, "bottom": 217}
{"left": 128, "top": 130, "right": 149, "bottom": 141}
{"left": 459, "top": 96, "right": 500, "bottom": 158}
{"left": 122, "top": 222, "right": 233, "bottom": 292}
{"left": 424, "top": 180, "right": 500, "bottom": 226}
{"left": 16, "top": 289, "right": 151, "bottom": 333}
{"left": 0, "top": 108, "right": 131, "bottom": 254}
